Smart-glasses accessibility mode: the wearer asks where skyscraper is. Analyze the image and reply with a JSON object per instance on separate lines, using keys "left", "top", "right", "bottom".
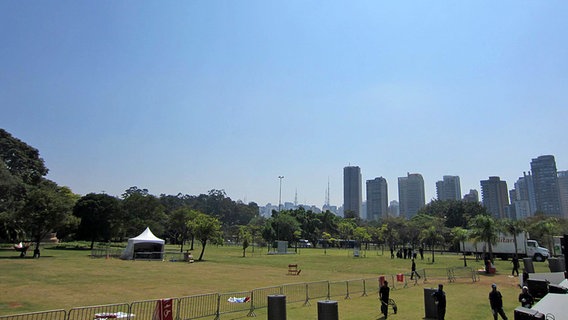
{"left": 463, "top": 189, "right": 479, "bottom": 203}
{"left": 557, "top": 170, "right": 568, "bottom": 218}
{"left": 530, "top": 155, "right": 562, "bottom": 217}
{"left": 512, "top": 172, "right": 537, "bottom": 218}
{"left": 480, "top": 176, "right": 509, "bottom": 219}
{"left": 366, "top": 177, "right": 388, "bottom": 221}
{"left": 398, "top": 173, "right": 425, "bottom": 219}
{"left": 436, "top": 175, "right": 462, "bottom": 201}
{"left": 343, "top": 166, "right": 362, "bottom": 218}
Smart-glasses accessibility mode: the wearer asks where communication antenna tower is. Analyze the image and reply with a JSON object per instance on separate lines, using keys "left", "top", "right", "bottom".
{"left": 325, "top": 177, "right": 330, "bottom": 207}
{"left": 294, "top": 189, "right": 298, "bottom": 206}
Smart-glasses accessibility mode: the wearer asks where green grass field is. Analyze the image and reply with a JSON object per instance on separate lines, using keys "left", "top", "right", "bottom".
{"left": 0, "top": 244, "right": 551, "bottom": 319}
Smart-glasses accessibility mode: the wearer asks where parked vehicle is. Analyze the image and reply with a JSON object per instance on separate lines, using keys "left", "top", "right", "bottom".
{"left": 461, "top": 232, "right": 549, "bottom": 262}
{"left": 298, "top": 239, "right": 313, "bottom": 248}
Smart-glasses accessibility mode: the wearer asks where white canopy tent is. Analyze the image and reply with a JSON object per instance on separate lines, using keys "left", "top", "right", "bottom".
{"left": 120, "top": 227, "right": 165, "bottom": 260}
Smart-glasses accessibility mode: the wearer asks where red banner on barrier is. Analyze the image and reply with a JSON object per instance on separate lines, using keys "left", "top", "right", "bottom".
{"left": 153, "top": 298, "right": 173, "bottom": 320}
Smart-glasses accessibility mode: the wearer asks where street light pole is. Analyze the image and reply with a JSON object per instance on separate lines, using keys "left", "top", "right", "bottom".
{"left": 278, "top": 176, "right": 284, "bottom": 211}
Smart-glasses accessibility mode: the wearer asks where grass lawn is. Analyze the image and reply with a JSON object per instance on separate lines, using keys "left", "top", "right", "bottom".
{"left": 0, "top": 243, "right": 552, "bottom": 319}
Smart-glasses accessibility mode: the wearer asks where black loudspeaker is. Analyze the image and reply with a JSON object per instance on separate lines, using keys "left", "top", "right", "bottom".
{"left": 514, "top": 307, "right": 544, "bottom": 320}
{"left": 548, "top": 284, "right": 568, "bottom": 294}
{"left": 527, "top": 279, "right": 549, "bottom": 299}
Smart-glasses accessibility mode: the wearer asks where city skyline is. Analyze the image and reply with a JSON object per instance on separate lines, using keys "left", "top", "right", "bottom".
{"left": 2, "top": 2, "right": 567, "bottom": 208}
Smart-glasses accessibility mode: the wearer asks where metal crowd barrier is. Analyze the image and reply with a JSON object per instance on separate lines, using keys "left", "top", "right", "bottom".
{"left": 177, "top": 293, "right": 218, "bottom": 320}
{"left": 67, "top": 303, "right": 131, "bottom": 320}
{"left": 1, "top": 267, "right": 479, "bottom": 320}
{"left": 0, "top": 309, "right": 66, "bottom": 320}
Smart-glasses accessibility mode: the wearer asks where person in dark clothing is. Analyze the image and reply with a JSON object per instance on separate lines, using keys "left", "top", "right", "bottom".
{"left": 379, "top": 280, "right": 390, "bottom": 319}
{"left": 432, "top": 284, "right": 446, "bottom": 320}
{"left": 522, "top": 270, "right": 529, "bottom": 287}
{"left": 511, "top": 255, "right": 520, "bottom": 276}
{"left": 489, "top": 283, "right": 508, "bottom": 320}
{"left": 518, "top": 286, "right": 534, "bottom": 308}
{"left": 410, "top": 259, "right": 421, "bottom": 280}
{"left": 419, "top": 246, "right": 424, "bottom": 260}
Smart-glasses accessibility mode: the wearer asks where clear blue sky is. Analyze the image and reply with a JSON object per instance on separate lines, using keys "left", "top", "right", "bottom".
{"left": 2, "top": 1, "right": 567, "bottom": 208}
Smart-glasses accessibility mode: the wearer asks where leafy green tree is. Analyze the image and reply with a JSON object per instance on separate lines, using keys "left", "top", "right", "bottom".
{"left": 73, "top": 193, "right": 121, "bottom": 249}
{"left": 20, "top": 180, "right": 76, "bottom": 255}
{"left": 529, "top": 217, "right": 559, "bottom": 252}
{"left": 317, "top": 210, "right": 339, "bottom": 235}
{"left": 268, "top": 211, "right": 301, "bottom": 243}
{"left": 451, "top": 227, "right": 469, "bottom": 266}
{"left": 120, "top": 187, "right": 167, "bottom": 239}
{"left": 238, "top": 225, "right": 252, "bottom": 257}
{"left": 188, "top": 212, "right": 222, "bottom": 261}
{"left": 167, "top": 207, "right": 198, "bottom": 252}
{"left": 469, "top": 214, "right": 498, "bottom": 262}
{"left": 500, "top": 218, "right": 526, "bottom": 257}
{"left": 420, "top": 224, "right": 444, "bottom": 263}
{"left": 0, "top": 129, "right": 48, "bottom": 185}
{"left": 337, "top": 220, "right": 356, "bottom": 247}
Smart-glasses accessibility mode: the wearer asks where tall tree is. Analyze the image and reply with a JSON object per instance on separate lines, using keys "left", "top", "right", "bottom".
{"left": 120, "top": 187, "right": 167, "bottom": 239}
{"left": 469, "top": 214, "right": 499, "bottom": 262}
{"left": 451, "top": 227, "right": 470, "bottom": 267}
{"left": 0, "top": 129, "right": 48, "bottom": 185}
{"left": 500, "top": 219, "right": 526, "bottom": 258}
{"left": 20, "top": 180, "right": 76, "bottom": 255}
{"left": 73, "top": 193, "right": 121, "bottom": 249}
{"left": 188, "top": 212, "right": 222, "bottom": 261}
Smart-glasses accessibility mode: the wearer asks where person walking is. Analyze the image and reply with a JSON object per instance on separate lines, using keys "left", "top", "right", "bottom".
{"left": 518, "top": 286, "right": 534, "bottom": 308}
{"left": 511, "top": 255, "right": 520, "bottom": 276}
{"left": 379, "top": 280, "right": 390, "bottom": 319}
{"left": 432, "top": 284, "right": 446, "bottom": 320}
{"left": 410, "top": 259, "right": 421, "bottom": 280}
{"left": 489, "top": 283, "right": 508, "bottom": 320}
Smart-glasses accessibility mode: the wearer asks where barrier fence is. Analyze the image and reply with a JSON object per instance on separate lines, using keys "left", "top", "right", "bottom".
{"left": 0, "top": 267, "right": 477, "bottom": 320}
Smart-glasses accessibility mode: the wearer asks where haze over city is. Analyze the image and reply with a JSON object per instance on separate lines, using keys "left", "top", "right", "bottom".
{"left": 2, "top": 2, "right": 567, "bottom": 207}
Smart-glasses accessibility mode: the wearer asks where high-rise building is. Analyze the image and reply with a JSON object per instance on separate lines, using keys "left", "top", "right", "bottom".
{"left": 366, "top": 177, "right": 388, "bottom": 221}
{"left": 513, "top": 172, "right": 537, "bottom": 216}
{"left": 388, "top": 200, "right": 400, "bottom": 217}
{"left": 343, "top": 166, "right": 362, "bottom": 218}
{"left": 558, "top": 170, "right": 568, "bottom": 218}
{"left": 480, "top": 176, "right": 509, "bottom": 219}
{"left": 530, "top": 155, "right": 562, "bottom": 217}
{"left": 398, "top": 173, "right": 425, "bottom": 219}
{"left": 463, "top": 189, "right": 479, "bottom": 203}
{"left": 436, "top": 175, "right": 462, "bottom": 201}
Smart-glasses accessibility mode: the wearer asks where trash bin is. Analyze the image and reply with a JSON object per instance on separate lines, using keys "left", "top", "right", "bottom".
{"left": 548, "top": 257, "right": 566, "bottom": 272}
{"left": 317, "top": 300, "right": 338, "bottom": 320}
{"left": 268, "top": 295, "right": 286, "bottom": 320}
{"left": 424, "top": 288, "right": 437, "bottom": 319}
{"left": 523, "top": 258, "right": 535, "bottom": 273}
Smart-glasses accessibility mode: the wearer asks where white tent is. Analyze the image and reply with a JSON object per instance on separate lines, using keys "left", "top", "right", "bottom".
{"left": 120, "top": 227, "right": 165, "bottom": 260}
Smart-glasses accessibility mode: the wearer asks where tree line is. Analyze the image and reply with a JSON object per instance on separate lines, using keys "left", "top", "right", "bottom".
{"left": 1, "top": 128, "right": 567, "bottom": 262}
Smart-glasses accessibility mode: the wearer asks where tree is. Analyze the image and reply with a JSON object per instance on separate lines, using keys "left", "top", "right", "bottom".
{"left": 188, "top": 212, "right": 222, "bottom": 261}
{"left": 73, "top": 193, "right": 121, "bottom": 249}
{"left": 420, "top": 225, "right": 444, "bottom": 263}
{"left": 500, "top": 219, "right": 526, "bottom": 258}
{"left": 469, "top": 214, "right": 499, "bottom": 262}
{"left": 120, "top": 187, "right": 167, "bottom": 239}
{"left": 20, "top": 180, "right": 76, "bottom": 255}
{"left": 0, "top": 129, "right": 48, "bottom": 185}
{"left": 239, "top": 226, "right": 252, "bottom": 257}
{"left": 530, "top": 217, "right": 559, "bottom": 252}
{"left": 451, "top": 227, "right": 469, "bottom": 267}
{"left": 337, "top": 220, "right": 355, "bottom": 248}
{"left": 167, "top": 207, "right": 198, "bottom": 252}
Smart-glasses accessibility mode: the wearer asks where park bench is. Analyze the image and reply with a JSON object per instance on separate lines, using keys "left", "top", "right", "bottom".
{"left": 288, "top": 264, "right": 301, "bottom": 275}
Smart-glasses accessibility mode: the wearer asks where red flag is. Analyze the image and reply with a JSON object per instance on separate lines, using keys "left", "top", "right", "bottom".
{"left": 153, "top": 299, "right": 173, "bottom": 320}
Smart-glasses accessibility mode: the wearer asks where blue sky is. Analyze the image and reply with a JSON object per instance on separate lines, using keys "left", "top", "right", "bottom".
{"left": 2, "top": 1, "right": 567, "bottom": 208}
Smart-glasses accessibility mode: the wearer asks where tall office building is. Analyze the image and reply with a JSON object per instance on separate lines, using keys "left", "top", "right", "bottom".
{"left": 366, "top": 177, "right": 388, "bottom": 221}
{"left": 530, "top": 155, "right": 562, "bottom": 217}
{"left": 512, "top": 172, "right": 537, "bottom": 218}
{"left": 463, "top": 189, "right": 479, "bottom": 203}
{"left": 343, "top": 166, "right": 362, "bottom": 218}
{"left": 436, "top": 175, "right": 462, "bottom": 201}
{"left": 398, "top": 173, "right": 425, "bottom": 219}
{"left": 480, "top": 176, "right": 509, "bottom": 219}
{"left": 558, "top": 170, "right": 568, "bottom": 218}
{"left": 388, "top": 200, "right": 400, "bottom": 217}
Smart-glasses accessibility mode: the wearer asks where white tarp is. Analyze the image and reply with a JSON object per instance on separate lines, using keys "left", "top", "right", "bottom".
{"left": 120, "top": 227, "right": 165, "bottom": 260}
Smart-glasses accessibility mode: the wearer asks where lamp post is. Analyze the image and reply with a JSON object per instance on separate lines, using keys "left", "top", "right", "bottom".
{"left": 278, "top": 176, "right": 284, "bottom": 211}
